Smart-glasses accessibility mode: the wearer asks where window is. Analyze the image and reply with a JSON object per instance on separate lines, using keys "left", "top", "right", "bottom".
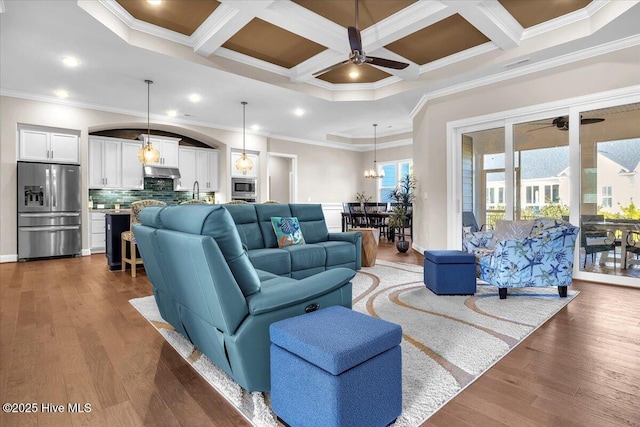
{"left": 380, "top": 160, "right": 413, "bottom": 202}
{"left": 526, "top": 186, "right": 534, "bottom": 204}
{"left": 602, "top": 186, "right": 612, "bottom": 208}
{"left": 544, "top": 184, "right": 560, "bottom": 203}
{"left": 498, "top": 187, "right": 504, "bottom": 204}
{"left": 487, "top": 188, "right": 495, "bottom": 204}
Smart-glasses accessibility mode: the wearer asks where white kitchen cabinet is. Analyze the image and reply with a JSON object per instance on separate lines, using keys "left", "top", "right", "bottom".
{"left": 177, "top": 147, "right": 219, "bottom": 192}
{"left": 89, "top": 211, "right": 106, "bottom": 253}
{"left": 176, "top": 147, "right": 197, "bottom": 191}
{"left": 121, "top": 141, "right": 144, "bottom": 189}
{"left": 139, "top": 135, "right": 180, "bottom": 168}
{"left": 19, "top": 127, "right": 80, "bottom": 163}
{"left": 197, "top": 149, "right": 219, "bottom": 191}
{"left": 231, "top": 151, "right": 259, "bottom": 178}
{"left": 89, "top": 137, "right": 121, "bottom": 189}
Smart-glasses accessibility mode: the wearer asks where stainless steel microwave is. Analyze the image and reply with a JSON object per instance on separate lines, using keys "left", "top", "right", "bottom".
{"left": 231, "top": 177, "right": 257, "bottom": 199}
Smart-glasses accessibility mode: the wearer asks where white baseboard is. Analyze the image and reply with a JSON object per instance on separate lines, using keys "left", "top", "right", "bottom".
{"left": 0, "top": 254, "right": 18, "bottom": 263}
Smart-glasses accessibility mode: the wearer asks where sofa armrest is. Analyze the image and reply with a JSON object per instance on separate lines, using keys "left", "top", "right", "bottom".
{"left": 328, "top": 231, "right": 361, "bottom": 244}
{"left": 328, "top": 231, "right": 362, "bottom": 269}
{"left": 246, "top": 268, "right": 356, "bottom": 315}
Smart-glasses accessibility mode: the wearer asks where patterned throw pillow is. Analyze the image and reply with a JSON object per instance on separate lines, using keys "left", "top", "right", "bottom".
{"left": 494, "top": 219, "right": 535, "bottom": 241}
{"left": 271, "top": 217, "right": 306, "bottom": 247}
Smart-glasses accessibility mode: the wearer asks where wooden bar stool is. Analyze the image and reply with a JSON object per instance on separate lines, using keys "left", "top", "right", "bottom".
{"left": 121, "top": 200, "right": 166, "bottom": 277}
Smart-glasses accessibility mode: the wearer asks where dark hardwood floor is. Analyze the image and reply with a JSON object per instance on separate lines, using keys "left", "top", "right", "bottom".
{"left": 1, "top": 243, "right": 638, "bottom": 426}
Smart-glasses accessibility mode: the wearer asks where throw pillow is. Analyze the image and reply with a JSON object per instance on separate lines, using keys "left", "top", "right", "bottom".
{"left": 494, "top": 219, "right": 535, "bottom": 242}
{"left": 271, "top": 217, "right": 306, "bottom": 247}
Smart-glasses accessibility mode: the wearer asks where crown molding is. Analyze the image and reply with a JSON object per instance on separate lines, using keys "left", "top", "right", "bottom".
{"left": 99, "top": 0, "right": 192, "bottom": 46}
{"left": 268, "top": 134, "right": 365, "bottom": 152}
{"left": 330, "top": 125, "right": 413, "bottom": 140}
{"left": 522, "top": 0, "right": 609, "bottom": 40}
{"left": 410, "top": 34, "right": 640, "bottom": 119}
{"left": 419, "top": 42, "right": 498, "bottom": 74}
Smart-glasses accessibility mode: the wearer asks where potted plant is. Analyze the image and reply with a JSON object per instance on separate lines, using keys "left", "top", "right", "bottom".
{"left": 387, "top": 175, "right": 416, "bottom": 253}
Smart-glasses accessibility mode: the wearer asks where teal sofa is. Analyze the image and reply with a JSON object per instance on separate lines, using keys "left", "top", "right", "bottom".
{"left": 223, "top": 203, "right": 362, "bottom": 278}
{"left": 133, "top": 204, "right": 355, "bottom": 392}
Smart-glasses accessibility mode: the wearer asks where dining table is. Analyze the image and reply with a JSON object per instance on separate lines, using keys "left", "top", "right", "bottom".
{"left": 583, "top": 220, "right": 640, "bottom": 269}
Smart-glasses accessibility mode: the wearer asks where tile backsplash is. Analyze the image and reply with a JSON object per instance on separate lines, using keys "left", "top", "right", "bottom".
{"left": 89, "top": 178, "right": 214, "bottom": 208}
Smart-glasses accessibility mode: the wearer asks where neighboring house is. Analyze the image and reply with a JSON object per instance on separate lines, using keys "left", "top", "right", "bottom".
{"left": 483, "top": 138, "right": 640, "bottom": 216}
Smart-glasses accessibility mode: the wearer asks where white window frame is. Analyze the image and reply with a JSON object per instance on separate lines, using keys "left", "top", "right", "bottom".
{"left": 447, "top": 85, "right": 640, "bottom": 288}
{"left": 378, "top": 159, "right": 413, "bottom": 202}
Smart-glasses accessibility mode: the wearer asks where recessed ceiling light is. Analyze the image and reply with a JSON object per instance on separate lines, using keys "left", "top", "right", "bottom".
{"left": 61, "top": 56, "right": 80, "bottom": 67}
{"left": 251, "top": 124, "right": 260, "bottom": 131}
{"left": 188, "top": 94, "right": 201, "bottom": 103}
{"left": 349, "top": 71, "right": 359, "bottom": 79}
{"left": 166, "top": 110, "right": 177, "bottom": 117}
{"left": 146, "top": 0, "right": 162, "bottom": 5}
{"left": 54, "top": 89, "right": 69, "bottom": 99}
{"left": 293, "top": 108, "right": 305, "bottom": 117}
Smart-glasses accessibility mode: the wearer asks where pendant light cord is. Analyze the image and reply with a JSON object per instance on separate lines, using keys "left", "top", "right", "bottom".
{"left": 241, "top": 101, "right": 247, "bottom": 155}
{"left": 145, "top": 79, "right": 153, "bottom": 143}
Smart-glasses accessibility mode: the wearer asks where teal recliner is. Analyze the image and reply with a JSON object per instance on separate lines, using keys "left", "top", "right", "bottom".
{"left": 133, "top": 204, "right": 355, "bottom": 392}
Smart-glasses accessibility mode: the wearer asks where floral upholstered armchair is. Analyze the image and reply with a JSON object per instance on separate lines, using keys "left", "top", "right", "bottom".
{"left": 463, "top": 218, "right": 579, "bottom": 299}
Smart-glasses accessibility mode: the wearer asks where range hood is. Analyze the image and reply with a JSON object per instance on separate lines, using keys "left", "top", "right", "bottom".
{"left": 143, "top": 165, "right": 181, "bottom": 179}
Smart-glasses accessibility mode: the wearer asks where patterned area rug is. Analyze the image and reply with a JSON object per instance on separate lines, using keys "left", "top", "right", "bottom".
{"left": 130, "top": 260, "right": 578, "bottom": 426}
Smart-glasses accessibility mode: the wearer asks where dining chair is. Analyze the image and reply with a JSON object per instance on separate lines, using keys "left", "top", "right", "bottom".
{"left": 364, "top": 202, "right": 387, "bottom": 237}
{"left": 347, "top": 202, "right": 367, "bottom": 227}
{"left": 122, "top": 199, "right": 167, "bottom": 277}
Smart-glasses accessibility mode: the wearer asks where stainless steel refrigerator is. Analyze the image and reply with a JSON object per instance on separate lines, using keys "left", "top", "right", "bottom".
{"left": 17, "top": 161, "right": 82, "bottom": 260}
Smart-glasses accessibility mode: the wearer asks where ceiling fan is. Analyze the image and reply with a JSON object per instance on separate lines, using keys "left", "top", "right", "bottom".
{"left": 528, "top": 116, "right": 605, "bottom": 132}
{"left": 312, "top": 0, "right": 410, "bottom": 77}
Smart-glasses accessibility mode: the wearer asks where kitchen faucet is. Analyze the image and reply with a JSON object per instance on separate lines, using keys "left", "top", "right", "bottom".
{"left": 192, "top": 180, "right": 199, "bottom": 200}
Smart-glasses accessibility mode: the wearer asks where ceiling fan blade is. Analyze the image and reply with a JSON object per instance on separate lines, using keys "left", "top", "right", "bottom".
{"left": 365, "top": 56, "right": 410, "bottom": 70}
{"left": 312, "top": 59, "right": 351, "bottom": 76}
{"left": 581, "top": 118, "right": 605, "bottom": 124}
{"left": 348, "top": 26, "right": 362, "bottom": 53}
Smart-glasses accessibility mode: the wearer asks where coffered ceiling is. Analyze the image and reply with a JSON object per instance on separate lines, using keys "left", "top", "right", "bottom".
{"left": 1, "top": 0, "right": 639, "bottom": 145}
{"left": 111, "top": 0, "right": 597, "bottom": 86}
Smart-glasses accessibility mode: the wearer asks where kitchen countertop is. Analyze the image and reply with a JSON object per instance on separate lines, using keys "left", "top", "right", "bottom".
{"left": 90, "top": 209, "right": 131, "bottom": 215}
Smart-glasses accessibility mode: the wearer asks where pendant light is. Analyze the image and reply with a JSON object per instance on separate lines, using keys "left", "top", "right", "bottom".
{"left": 137, "top": 79, "right": 161, "bottom": 164}
{"left": 235, "top": 101, "right": 253, "bottom": 175}
{"left": 364, "top": 124, "right": 385, "bottom": 179}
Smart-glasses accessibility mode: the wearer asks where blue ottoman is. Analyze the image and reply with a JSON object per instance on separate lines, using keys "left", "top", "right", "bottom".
{"left": 424, "top": 250, "right": 476, "bottom": 295}
{"left": 270, "top": 306, "right": 402, "bottom": 427}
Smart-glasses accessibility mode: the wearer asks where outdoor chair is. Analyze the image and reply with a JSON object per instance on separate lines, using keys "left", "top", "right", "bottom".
{"left": 462, "top": 211, "right": 492, "bottom": 233}
{"left": 580, "top": 214, "right": 617, "bottom": 268}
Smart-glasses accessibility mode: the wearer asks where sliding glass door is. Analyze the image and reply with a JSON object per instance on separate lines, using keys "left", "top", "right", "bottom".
{"left": 453, "top": 91, "right": 640, "bottom": 286}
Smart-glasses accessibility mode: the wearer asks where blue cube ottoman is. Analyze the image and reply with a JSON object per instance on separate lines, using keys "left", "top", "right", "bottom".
{"left": 424, "top": 250, "right": 476, "bottom": 295}
{"left": 270, "top": 305, "right": 402, "bottom": 427}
